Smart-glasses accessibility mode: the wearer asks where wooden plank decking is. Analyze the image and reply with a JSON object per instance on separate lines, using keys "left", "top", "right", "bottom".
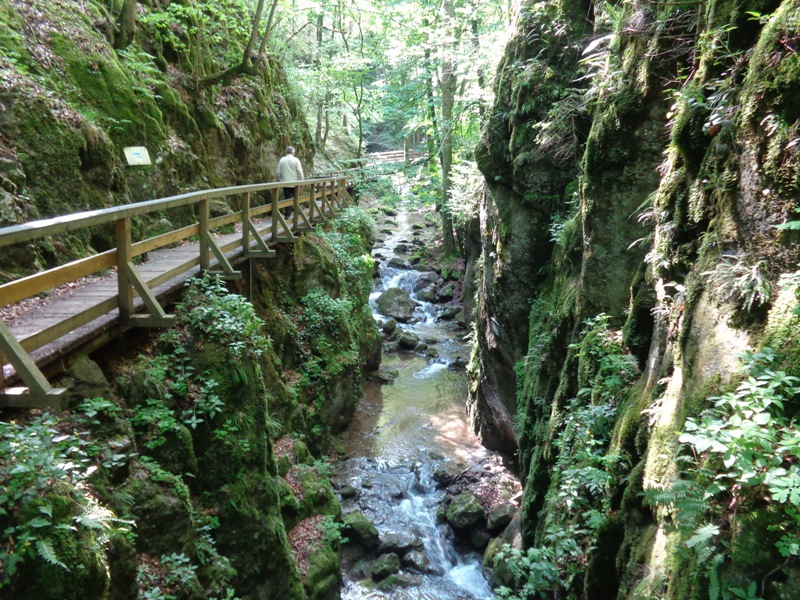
{"left": 0, "top": 177, "right": 351, "bottom": 406}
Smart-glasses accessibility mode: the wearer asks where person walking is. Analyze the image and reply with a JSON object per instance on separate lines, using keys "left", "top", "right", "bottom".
{"left": 276, "top": 146, "right": 304, "bottom": 200}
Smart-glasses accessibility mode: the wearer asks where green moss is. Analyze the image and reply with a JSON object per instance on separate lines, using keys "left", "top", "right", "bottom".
{"left": 304, "top": 546, "right": 342, "bottom": 600}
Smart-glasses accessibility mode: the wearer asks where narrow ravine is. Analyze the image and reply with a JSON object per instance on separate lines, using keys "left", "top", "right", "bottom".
{"left": 335, "top": 205, "right": 496, "bottom": 599}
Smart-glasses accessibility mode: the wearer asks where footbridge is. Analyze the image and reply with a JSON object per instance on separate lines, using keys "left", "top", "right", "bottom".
{"left": 0, "top": 177, "right": 352, "bottom": 408}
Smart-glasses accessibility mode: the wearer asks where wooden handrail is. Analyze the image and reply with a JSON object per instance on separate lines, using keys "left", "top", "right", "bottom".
{"left": 0, "top": 176, "right": 353, "bottom": 407}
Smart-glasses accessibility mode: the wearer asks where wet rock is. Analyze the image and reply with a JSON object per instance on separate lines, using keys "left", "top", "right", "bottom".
{"left": 375, "top": 288, "right": 417, "bottom": 322}
{"left": 387, "top": 256, "right": 409, "bottom": 269}
{"left": 379, "top": 228, "right": 393, "bottom": 235}
{"left": 416, "top": 286, "right": 437, "bottom": 302}
{"left": 438, "top": 306, "right": 459, "bottom": 320}
{"left": 448, "top": 356, "right": 468, "bottom": 370}
{"left": 377, "top": 572, "right": 424, "bottom": 590}
{"left": 446, "top": 492, "right": 485, "bottom": 530}
{"left": 484, "top": 517, "right": 524, "bottom": 582}
{"left": 384, "top": 482, "right": 405, "bottom": 500}
{"left": 436, "top": 283, "right": 454, "bottom": 302}
{"left": 408, "top": 254, "right": 422, "bottom": 265}
{"left": 380, "top": 207, "right": 398, "bottom": 217}
{"left": 397, "top": 331, "right": 420, "bottom": 350}
{"left": 395, "top": 244, "right": 410, "bottom": 254}
{"left": 367, "top": 366, "right": 400, "bottom": 384}
{"left": 343, "top": 512, "right": 380, "bottom": 550}
{"left": 413, "top": 271, "right": 440, "bottom": 287}
{"left": 414, "top": 342, "right": 428, "bottom": 353}
{"left": 411, "top": 223, "right": 425, "bottom": 230}
{"left": 371, "top": 553, "right": 401, "bottom": 580}
{"left": 340, "top": 485, "right": 359, "bottom": 500}
{"left": 402, "top": 550, "right": 431, "bottom": 573}
{"left": 379, "top": 530, "right": 423, "bottom": 555}
{"left": 426, "top": 348, "right": 440, "bottom": 359}
{"left": 433, "top": 461, "right": 463, "bottom": 485}
{"left": 488, "top": 502, "right": 516, "bottom": 531}
{"left": 382, "top": 318, "right": 398, "bottom": 334}
{"left": 470, "top": 527, "right": 491, "bottom": 550}
{"left": 382, "top": 341, "right": 400, "bottom": 353}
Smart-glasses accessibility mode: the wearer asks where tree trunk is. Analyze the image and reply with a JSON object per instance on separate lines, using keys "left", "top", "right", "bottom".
{"left": 114, "top": 0, "right": 137, "bottom": 50}
{"left": 440, "top": 0, "right": 457, "bottom": 254}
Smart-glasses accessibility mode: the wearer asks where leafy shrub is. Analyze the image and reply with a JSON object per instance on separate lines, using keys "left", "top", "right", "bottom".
{"left": 177, "top": 272, "right": 271, "bottom": 360}
{"left": 0, "top": 415, "right": 131, "bottom": 587}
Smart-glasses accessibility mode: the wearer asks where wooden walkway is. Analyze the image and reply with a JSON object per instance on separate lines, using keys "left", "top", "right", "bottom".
{"left": 0, "top": 177, "right": 351, "bottom": 407}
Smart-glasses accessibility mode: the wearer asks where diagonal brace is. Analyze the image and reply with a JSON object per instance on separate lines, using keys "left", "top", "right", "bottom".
{"left": 0, "top": 320, "right": 65, "bottom": 407}
{"left": 120, "top": 261, "right": 177, "bottom": 327}
{"left": 202, "top": 231, "right": 242, "bottom": 279}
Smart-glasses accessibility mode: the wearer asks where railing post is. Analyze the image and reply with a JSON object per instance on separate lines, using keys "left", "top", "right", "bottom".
{"left": 115, "top": 217, "right": 133, "bottom": 324}
{"left": 241, "top": 192, "right": 251, "bottom": 252}
{"left": 271, "top": 188, "right": 279, "bottom": 239}
{"left": 293, "top": 186, "right": 300, "bottom": 230}
{"left": 199, "top": 198, "right": 210, "bottom": 271}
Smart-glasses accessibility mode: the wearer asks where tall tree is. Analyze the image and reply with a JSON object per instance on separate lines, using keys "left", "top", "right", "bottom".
{"left": 439, "top": 0, "right": 457, "bottom": 253}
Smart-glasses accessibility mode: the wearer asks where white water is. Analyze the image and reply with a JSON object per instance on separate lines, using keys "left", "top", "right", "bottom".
{"left": 338, "top": 205, "right": 494, "bottom": 599}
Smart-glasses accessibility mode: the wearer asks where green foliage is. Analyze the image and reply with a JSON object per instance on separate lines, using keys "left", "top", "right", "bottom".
{"left": 702, "top": 254, "right": 771, "bottom": 312}
{"left": 648, "top": 348, "right": 800, "bottom": 598}
{"left": 177, "top": 273, "right": 271, "bottom": 361}
{"left": 318, "top": 514, "right": 348, "bottom": 547}
{"left": 319, "top": 207, "right": 376, "bottom": 300}
{"left": 0, "top": 415, "right": 132, "bottom": 587}
{"left": 132, "top": 398, "right": 180, "bottom": 450}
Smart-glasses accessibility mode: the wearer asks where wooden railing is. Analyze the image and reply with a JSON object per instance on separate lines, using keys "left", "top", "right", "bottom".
{"left": 366, "top": 150, "right": 428, "bottom": 164}
{"left": 0, "top": 176, "right": 352, "bottom": 407}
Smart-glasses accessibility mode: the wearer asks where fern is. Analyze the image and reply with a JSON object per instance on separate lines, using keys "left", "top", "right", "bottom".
{"left": 35, "top": 539, "right": 69, "bottom": 571}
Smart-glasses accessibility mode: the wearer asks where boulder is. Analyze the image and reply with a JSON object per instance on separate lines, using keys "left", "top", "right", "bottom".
{"left": 343, "top": 512, "right": 380, "bottom": 550}
{"left": 446, "top": 492, "right": 485, "bottom": 530}
{"left": 402, "top": 550, "right": 431, "bottom": 573}
{"left": 488, "top": 503, "right": 516, "bottom": 531}
{"left": 366, "top": 366, "right": 400, "bottom": 384}
{"left": 371, "top": 553, "right": 401, "bottom": 580}
{"left": 387, "top": 257, "right": 408, "bottom": 269}
{"left": 433, "top": 461, "right": 463, "bottom": 485}
{"left": 375, "top": 288, "right": 418, "bottom": 322}
{"left": 382, "top": 318, "right": 398, "bottom": 334}
{"left": 397, "top": 331, "right": 420, "bottom": 350}
{"left": 379, "top": 530, "right": 423, "bottom": 555}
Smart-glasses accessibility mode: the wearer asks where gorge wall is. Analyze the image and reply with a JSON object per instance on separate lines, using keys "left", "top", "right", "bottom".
{"left": 470, "top": 0, "right": 800, "bottom": 597}
{"left": 0, "top": 0, "right": 311, "bottom": 280}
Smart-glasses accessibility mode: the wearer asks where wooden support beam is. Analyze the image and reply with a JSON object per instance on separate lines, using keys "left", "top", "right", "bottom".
{"left": 0, "top": 320, "right": 65, "bottom": 407}
{"left": 271, "top": 189, "right": 298, "bottom": 243}
{"left": 200, "top": 197, "right": 241, "bottom": 278}
{"left": 116, "top": 217, "right": 134, "bottom": 325}
{"left": 242, "top": 192, "right": 275, "bottom": 258}
{"left": 121, "top": 261, "right": 176, "bottom": 327}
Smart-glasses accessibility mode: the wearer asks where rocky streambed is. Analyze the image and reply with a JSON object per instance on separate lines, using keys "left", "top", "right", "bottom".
{"left": 332, "top": 205, "right": 522, "bottom": 598}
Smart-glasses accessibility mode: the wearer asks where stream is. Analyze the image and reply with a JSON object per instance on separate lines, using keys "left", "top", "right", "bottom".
{"left": 335, "top": 206, "right": 495, "bottom": 599}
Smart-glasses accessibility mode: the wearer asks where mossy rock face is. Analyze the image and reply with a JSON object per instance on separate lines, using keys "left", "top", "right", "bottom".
{"left": 9, "top": 489, "right": 110, "bottom": 600}
{"left": 304, "top": 546, "right": 342, "bottom": 600}
{"left": 118, "top": 461, "right": 195, "bottom": 557}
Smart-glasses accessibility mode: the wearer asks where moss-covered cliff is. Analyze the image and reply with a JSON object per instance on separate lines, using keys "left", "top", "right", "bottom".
{"left": 0, "top": 0, "right": 311, "bottom": 280}
{"left": 0, "top": 209, "right": 380, "bottom": 599}
{"left": 471, "top": 0, "right": 800, "bottom": 597}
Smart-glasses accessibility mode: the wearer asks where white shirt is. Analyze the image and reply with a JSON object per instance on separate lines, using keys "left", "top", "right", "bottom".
{"left": 276, "top": 154, "right": 304, "bottom": 183}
